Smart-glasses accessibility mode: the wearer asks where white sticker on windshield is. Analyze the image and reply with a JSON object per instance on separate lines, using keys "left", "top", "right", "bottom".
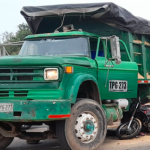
{"left": 39, "top": 39, "right": 45, "bottom": 43}
{"left": 46, "top": 39, "right": 52, "bottom": 42}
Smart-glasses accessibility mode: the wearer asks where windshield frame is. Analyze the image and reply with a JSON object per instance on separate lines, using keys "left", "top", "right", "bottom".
{"left": 19, "top": 36, "right": 91, "bottom": 57}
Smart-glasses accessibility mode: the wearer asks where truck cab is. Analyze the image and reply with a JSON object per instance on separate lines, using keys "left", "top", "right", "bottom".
{"left": 21, "top": 31, "right": 138, "bottom": 100}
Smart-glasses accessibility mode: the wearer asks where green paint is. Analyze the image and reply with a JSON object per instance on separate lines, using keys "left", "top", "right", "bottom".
{"left": 0, "top": 100, "right": 71, "bottom": 122}
{"left": 65, "top": 73, "right": 98, "bottom": 103}
{"left": 102, "top": 104, "right": 123, "bottom": 122}
{"left": 0, "top": 29, "right": 143, "bottom": 123}
{"left": 119, "top": 39, "right": 132, "bottom": 61}
{"left": 25, "top": 31, "right": 99, "bottom": 40}
{"left": 141, "top": 36, "right": 147, "bottom": 79}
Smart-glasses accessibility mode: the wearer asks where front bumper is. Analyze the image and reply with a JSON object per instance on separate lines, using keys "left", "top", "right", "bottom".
{"left": 0, "top": 100, "right": 71, "bottom": 122}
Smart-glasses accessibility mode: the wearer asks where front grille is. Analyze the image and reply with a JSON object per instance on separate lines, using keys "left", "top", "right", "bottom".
{"left": 0, "top": 68, "right": 43, "bottom": 82}
{"left": 0, "top": 67, "right": 59, "bottom": 99}
{"left": 14, "top": 91, "right": 28, "bottom": 97}
{"left": 0, "top": 69, "right": 10, "bottom": 73}
{"left": 0, "top": 69, "right": 10, "bottom": 80}
{"left": 0, "top": 76, "right": 10, "bottom": 80}
{"left": 17, "top": 76, "right": 33, "bottom": 80}
{"left": 15, "top": 69, "right": 33, "bottom": 80}
{"left": 0, "top": 91, "right": 28, "bottom": 98}
{"left": 0, "top": 91, "right": 9, "bottom": 97}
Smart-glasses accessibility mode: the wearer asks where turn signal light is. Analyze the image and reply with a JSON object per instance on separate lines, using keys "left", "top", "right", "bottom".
{"left": 65, "top": 66, "right": 73, "bottom": 74}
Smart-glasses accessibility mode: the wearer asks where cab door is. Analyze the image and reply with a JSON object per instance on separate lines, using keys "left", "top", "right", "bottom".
{"left": 94, "top": 37, "right": 138, "bottom": 100}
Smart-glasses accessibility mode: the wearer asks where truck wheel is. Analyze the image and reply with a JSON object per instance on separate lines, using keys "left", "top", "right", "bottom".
{"left": 0, "top": 134, "right": 14, "bottom": 149}
{"left": 56, "top": 99, "right": 107, "bottom": 150}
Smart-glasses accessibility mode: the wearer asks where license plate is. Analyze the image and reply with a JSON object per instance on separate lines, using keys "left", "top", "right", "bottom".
{"left": 109, "top": 80, "right": 128, "bottom": 92}
{"left": 0, "top": 103, "right": 13, "bottom": 112}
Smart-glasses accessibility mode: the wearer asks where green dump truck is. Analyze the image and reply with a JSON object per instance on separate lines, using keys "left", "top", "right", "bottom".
{"left": 0, "top": 2, "right": 150, "bottom": 150}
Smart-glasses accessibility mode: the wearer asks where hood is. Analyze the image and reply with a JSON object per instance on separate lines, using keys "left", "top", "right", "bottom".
{"left": 0, "top": 55, "right": 91, "bottom": 67}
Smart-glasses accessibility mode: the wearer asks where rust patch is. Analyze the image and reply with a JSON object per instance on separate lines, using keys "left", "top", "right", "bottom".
{"left": 31, "top": 110, "right": 36, "bottom": 117}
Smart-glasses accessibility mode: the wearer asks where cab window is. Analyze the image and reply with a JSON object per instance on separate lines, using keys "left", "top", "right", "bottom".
{"left": 90, "top": 38, "right": 104, "bottom": 59}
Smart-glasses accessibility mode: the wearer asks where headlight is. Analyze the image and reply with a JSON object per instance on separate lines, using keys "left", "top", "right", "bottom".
{"left": 44, "top": 68, "right": 59, "bottom": 80}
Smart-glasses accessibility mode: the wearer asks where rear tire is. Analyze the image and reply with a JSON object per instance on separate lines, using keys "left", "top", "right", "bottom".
{"left": 56, "top": 99, "right": 107, "bottom": 150}
{"left": 0, "top": 134, "right": 14, "bottom": 149}
{"left": 116, "top": 118, "right": 142, "bottom": 140}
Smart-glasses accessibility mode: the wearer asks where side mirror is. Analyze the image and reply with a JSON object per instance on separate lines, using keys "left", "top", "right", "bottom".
{"left": 110, "top": 36, "right": 121, "bottom": 64}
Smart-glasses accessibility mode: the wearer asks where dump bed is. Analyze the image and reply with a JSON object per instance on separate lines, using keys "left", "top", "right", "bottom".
{"left": 119, "top": 32, "right": 150, "bottom": 81}
{"left": 21, "top": 2, "right": 150, "bottom": 82}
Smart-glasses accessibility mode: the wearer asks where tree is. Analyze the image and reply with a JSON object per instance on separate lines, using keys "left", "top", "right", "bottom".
{"left": 2, "top": 23, "right": 32, "bottom": 55}
{"left": 13, "top": 23, "right": 32, "bottom": 42}
{"left": 2, "top": 32, "right": 15, "bottom": 42}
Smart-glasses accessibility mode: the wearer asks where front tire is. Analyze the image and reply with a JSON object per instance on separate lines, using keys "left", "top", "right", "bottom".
{"left": 0, "top": 134, "right": 14, "bottom": 149}
{"left": 56, "top": 99, "right": 107, "bottom": 150}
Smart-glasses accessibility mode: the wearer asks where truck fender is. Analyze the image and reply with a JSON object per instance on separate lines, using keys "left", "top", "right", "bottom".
{"left": 65, "top": 73, "right": 101, "bottom": 104}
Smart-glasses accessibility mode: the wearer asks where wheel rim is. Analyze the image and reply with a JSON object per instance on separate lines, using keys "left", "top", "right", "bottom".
{"left": 75, "top": 112, "right": 98, "bottom": 143}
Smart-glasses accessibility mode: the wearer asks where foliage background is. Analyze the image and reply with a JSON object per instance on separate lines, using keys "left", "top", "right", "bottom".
{"left": 1, "top": 23, "right": 31, "bottom": 55}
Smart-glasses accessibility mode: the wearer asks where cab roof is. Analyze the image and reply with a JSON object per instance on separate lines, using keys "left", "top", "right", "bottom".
{"left": 25, "top": 31, "right": 99, "bottom": 40}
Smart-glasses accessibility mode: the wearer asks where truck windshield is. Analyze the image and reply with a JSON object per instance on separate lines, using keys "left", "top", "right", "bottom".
{"left": 19, "top": 37, "right": 89, "bottom": 56}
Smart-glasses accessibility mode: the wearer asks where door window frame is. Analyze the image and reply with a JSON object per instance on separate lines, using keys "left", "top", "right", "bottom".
{"left": 95, "top": 37, "right": 132, "bottom": 62}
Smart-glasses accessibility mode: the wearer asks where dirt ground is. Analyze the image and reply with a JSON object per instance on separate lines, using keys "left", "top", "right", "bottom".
{"left": 7, "top": 134, "right": 150, "bottom": 150}
{"left": 7, "top": 126, "right": 150, "bottom": 150}
{"left": 101, "top": 134, "right": 150, "bottom": 150}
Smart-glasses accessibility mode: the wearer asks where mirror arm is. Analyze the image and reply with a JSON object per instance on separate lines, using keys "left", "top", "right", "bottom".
{"left": 104, "top": 59, "right": 114, "bottom": 67}
{"left": 96, "top": 37, "right": 101, "bottom": 58}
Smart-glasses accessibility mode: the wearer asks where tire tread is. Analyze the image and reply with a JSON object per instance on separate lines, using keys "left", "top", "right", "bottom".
{"left": 56, "top": 120, "right": 71, "bottom": 150}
